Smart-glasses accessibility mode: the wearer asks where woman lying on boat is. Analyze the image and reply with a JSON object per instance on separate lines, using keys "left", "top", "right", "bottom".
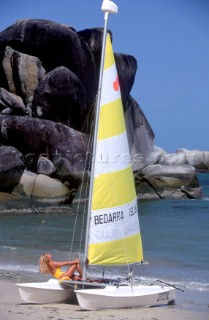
{"left": 39, "top": 253, "right": 83, "bottom": 281}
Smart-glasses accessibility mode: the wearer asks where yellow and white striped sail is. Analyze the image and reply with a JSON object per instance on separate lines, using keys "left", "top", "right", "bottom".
{"left": 88, "top": 34, "right": 143, "bottom": 266}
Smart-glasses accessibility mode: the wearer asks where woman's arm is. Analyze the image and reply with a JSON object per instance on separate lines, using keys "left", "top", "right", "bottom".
{"left": 52, "top": 259, "right": 80, "bottom": 268}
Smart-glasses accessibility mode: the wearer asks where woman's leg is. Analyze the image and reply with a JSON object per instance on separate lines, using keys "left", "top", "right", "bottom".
{"left": 76, "top": 263, "right": 83, "bottom": 278}
{"left": 70, "top": 263, "right": 83, "bottom": 280}
{"left": 59, "top": 261, "right": 83, "bottom": 280}
{"left": 59, "top": 265, "right": 77, "bottom": 279}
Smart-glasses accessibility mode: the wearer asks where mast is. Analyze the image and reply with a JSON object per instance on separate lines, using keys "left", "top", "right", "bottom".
{"left": 83, "top": 0, "right": 118, "bottom": 280}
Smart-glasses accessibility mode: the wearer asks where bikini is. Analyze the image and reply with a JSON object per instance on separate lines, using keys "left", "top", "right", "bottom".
{"left": 53, "top": 267, "right": 71, "bottom": 280}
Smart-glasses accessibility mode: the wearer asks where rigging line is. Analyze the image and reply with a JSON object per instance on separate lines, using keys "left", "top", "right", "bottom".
{"left": 68, "top": 179, "right": 85, "bottom": 260}
{"left": 79, "top": 96, "right": 97, "bottom": 146}
{"left": 78, "top": 114, "right": 95, "bottom": 258}
{"left": 68, "top": 165, "right": 88, "bottom": 260}
{"left": 54, "top": 103, "right": 96, "bottom": 259}
{"left": 68, "top": 107, "right": 95, "bottom": 261}
{"left": 63, "top": 97, "right": 96, "bottom": 260}
{"left": 51, "top": 118, "right": 94, "bottom": 259}
{"left": 80, "top": 115, "right": 95, "bottom": 244}
{"left": 30, "top": 211, "right": 48, "bottom": 251}
{"left": 71, "top": 91, "right": 102, "bottom": 264}
{"left": 17, "top": 206, "right": 49, "bottom": 282}
{"left": 77, "top": 172, "right": 89, "bottom": 262}
{"left": 67, "top": 209, "right": 79, "bottom": 260}
{"left": 16, "top": 173, "right": 46, "bottom": 280}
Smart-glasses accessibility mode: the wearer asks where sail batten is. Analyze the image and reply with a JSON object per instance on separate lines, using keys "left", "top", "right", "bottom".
{"left": 87, "top": 33, "right": 143, "bottom": 266}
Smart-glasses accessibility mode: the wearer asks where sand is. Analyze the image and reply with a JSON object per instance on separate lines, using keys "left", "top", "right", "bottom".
{"left": 0, "top": 274, "right": 208, "bottom": 320}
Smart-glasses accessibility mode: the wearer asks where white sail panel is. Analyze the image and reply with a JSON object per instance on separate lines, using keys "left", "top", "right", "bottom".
{"left": 100, "top": 65, "right": 121, "bottom": 106}
{"left": 94, "top": 131, "right": 131, "bottom": 177}
{"left": 90, "top": 198, "right": 140, "bottom": 244}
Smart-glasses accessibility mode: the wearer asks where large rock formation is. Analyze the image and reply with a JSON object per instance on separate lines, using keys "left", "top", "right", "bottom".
{"left": 31, "top": 66, "right": 87, "bottom": 129}
{"left": 2, "top": 45, "right": 46, "bottom": 104}
{"left": 149, "top": 146, "right": 209, "bottom": 172}
{"left": 0, "top": 19, "right": 96, "bottom": 107}
{"left": 0, "top": 115, "right": 89, "bottom": 179}
{"left": 0, "top": 87, "right": 26, "bottom": 115}
{"left": 135, "top": 164, "right": 201, "bottom": 200}
{"left": 0, "top": 19, "right": 205, "bottom": 205}
{"left": 0, "top": 146, "right": 25, "bottom": 193}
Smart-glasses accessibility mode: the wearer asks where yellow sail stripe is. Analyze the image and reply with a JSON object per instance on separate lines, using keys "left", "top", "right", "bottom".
{"left": 92, "top": 166, "right": 136, "bottom": 210}
{"left": 98, "top": 99, "right": 126, "bottom": 140}
{"left": 104, "top": 34, "right": 114, "bottom": 70}
{"left": 88, "top": 232, "right": 143, "bottom": 266}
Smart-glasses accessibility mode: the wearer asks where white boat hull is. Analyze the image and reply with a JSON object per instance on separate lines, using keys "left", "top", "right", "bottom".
{"left": 16, "top": 279, "right": 75, "bottom": 304}
{"left": 76, "top": 284, "right": 175, "bottom": 310}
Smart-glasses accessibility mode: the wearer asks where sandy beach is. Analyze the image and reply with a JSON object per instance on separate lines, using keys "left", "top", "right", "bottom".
{"left": 0, "top": 273, "right": 208, "bottom": 320}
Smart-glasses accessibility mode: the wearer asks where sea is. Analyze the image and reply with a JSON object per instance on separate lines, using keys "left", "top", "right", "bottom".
{"left": 0, "top": 173, "right": 208, "bottom": 311}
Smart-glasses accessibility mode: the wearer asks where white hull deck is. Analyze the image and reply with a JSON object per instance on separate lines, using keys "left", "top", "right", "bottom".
{"left": 16, "top": 279, "right": 75, "bottom": 304}
{"left": 76, "top": 284, "right": 175, "bottom": 310}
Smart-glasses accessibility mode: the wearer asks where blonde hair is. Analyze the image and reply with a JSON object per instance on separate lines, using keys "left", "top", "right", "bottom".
{"left": 39, "top": 253, "right": 51, "bottom": 274}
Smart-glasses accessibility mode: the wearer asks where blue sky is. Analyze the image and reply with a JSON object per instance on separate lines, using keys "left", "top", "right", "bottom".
{"left": 0, "top": 0, "right": 209, "bottom": 152}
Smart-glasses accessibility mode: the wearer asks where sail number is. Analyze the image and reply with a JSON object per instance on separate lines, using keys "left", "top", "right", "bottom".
{"left": 157, "top": 292, "right": 169, "bottom": 302}
{"left": 129, "top": 205, "right": 137, "bottom": 217}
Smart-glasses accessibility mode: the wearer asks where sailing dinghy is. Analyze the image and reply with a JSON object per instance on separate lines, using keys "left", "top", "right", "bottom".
{"left": 16, "top": 279, "right": 75, "bottom": 304}
{"left": 74, "top": 0, "right": 176, "bottom": 310}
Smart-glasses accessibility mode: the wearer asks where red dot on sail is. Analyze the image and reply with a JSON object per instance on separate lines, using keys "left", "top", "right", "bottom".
{"left": 113, "top": 75, "right": 119, "bottom": 91}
